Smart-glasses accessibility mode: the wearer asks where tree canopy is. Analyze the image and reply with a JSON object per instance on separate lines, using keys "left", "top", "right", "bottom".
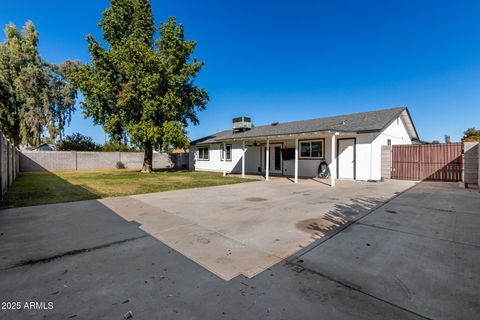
{"left": 0, "top": 21, "right": 77, "bottom": 146}
{"left": 71, "top": 0, "right": 209, "bottom": 172}
{"left": 463, "top": 128, "right": 480, "bottom": 142}
{"left": 58, "top": 132, "right": 101, "bottom": 151}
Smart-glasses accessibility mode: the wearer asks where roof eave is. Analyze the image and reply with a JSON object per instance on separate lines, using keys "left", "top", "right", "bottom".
{"left": 194, "top": 129, "right": 371, "bottom": 145}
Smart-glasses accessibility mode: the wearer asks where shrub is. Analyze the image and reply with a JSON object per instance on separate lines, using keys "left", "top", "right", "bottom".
{"left": 116, "top": 161, "right": 126, "bottom": 169}
{"left": 58, "top": 133, "right": 102, "bottom": 151}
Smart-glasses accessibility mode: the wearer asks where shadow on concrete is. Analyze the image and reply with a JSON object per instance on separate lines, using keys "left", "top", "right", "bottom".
{"left": 296, "top": 196, "right": 385, "bottom": 238}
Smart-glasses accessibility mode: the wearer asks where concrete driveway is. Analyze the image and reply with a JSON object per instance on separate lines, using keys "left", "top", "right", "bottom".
{"left": 0, "top": 180, "right": 479, "bottom": 320}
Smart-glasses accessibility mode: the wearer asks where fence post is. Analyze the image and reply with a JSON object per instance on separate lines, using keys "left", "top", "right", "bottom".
{"left": 12, "top": 147, "right": 15, "bottom": 181}
{"left": 11, "top": 145, "right": 13, "bottom": 184}
{"left": 6, "top": 139, "right": 9, "bottom": 187}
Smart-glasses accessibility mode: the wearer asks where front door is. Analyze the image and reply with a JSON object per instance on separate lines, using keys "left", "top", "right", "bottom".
{"left": 337, "top": 139, "right": 355, "bottom": 179}
{"left": 263, "top": 144, "right": 282, "bottom": 174}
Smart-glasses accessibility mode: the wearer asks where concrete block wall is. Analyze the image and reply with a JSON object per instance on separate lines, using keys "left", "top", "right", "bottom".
{"left": 76, "top": 152, "right": 119, "bottom": 170}
{"left": 381, "top": 145, "right": 392, "bottom": 179}
{"left": 463, "top": 142, "right": 479, "bottom": 187}
{"left": 0, "top": 133, "right": 20, "bottom": 200}
{"left": 19, "top": 151, "right": 187, "bottom": 172}
{"left": 20, "top": 151, "right": 77, "bottom": 171}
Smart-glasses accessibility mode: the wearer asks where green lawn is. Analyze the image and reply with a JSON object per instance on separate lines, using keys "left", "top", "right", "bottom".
{"left": 1, "top": 169, "right": 255, "bottom": 209}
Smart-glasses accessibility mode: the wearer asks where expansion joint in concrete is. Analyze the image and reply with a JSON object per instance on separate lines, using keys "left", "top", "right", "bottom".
{"left": 356, "top": 222, "right": 480, "bottom": 248}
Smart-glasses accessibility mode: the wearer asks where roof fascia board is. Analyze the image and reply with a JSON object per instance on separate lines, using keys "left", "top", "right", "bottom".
{"left": 211, "top": 130, "right": 351, "bottom": 143}
{"left": 403, "top": 107, "right": 420, "bottom": 140}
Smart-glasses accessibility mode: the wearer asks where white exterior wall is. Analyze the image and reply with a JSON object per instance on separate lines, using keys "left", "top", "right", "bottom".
{"left": 190, "top": 142, "right": 251, "bottom": 173}
{"left": 370, "top": 115, "right": 412, "bottom": 180}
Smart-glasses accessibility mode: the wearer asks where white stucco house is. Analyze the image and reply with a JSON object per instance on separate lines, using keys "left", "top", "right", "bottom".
{"left": 189, "top": 107, "right": 419, "bottom": 185}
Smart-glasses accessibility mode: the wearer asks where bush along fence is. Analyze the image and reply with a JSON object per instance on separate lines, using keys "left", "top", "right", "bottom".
{"left": 0, "top": 133, "right": 20, "bottom": 200}
{"left": 20, "top": 151, "right": 189, "bottom": 172}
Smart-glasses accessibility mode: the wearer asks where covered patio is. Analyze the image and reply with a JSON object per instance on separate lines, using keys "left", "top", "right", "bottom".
{"left": 217, "top": 131, "right": 345, "bottom": 187}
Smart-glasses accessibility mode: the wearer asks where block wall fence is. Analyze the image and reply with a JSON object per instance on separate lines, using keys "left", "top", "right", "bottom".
{"left": 464, "top": 142, "right": 479, "bottom": 187}
{"left": 0, "top": 133, "right": 20, "bottom": 200}
{"left": 20, "top": 151, "right": 189, "bottom": 172}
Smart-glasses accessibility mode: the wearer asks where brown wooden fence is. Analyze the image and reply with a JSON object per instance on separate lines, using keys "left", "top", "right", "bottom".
{"left": 391, "top": 144, "right": 463, "bottom": 181}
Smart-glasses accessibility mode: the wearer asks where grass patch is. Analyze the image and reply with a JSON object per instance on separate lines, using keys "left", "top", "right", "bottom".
{"left": 2, "top": 169, "right": 255, "bottom": 209}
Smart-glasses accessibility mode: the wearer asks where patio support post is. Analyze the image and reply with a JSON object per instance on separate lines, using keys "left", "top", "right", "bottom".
{"left": 242, "top": 140, "right": 245, "bottom": 178}
{"left": 223, "top": 142, "right": 226, "bottom": 176}
{"left": 330, "top": 134, "right": 336, "bottom": 187}
{"left": 294, "top": 138, "right": 298, "bottom": 183}
{"left": 266, "top": 139, "right": 270, "bottom": 181}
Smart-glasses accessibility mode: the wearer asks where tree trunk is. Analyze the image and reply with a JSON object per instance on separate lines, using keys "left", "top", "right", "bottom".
{"left": 141, "top": 142, "right": 153, "bottom": 173}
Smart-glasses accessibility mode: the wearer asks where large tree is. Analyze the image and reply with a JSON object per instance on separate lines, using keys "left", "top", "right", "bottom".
{"left": 71, "top": 0, "right": 208, "bottom": 172}
{"left": 0, "top": 21, "right": 76, "bottom": 146}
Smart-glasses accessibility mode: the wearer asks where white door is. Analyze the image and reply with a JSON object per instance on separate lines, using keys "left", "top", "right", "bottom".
{"left": 263, "top": 144, "right": 282, "bottom": 174}
{"left": 337, "top": 139, "right": 355, "bottom": 179}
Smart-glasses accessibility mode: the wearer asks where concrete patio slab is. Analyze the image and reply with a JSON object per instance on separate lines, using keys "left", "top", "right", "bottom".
{"left": 1, "top": 180, "right": 478, "bottom": 320}
{"left": 292, "top": 182, "right": 480, "bottom": 320}
{"left": 0, "top": 235, "right": 424, "bottom": 320}
{"left": 387, "top": 181, "right": 480, "bottom": 214}
{"left": 0, "top": 200, "right": 145, "bottom": 270}
{"left": 100, "top": 179, "right": 415, "bottom": 280}
{"left": 361, "top": 201, "right": 480, "bottom": 246}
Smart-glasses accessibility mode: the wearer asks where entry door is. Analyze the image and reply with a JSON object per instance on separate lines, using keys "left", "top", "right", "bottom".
{"left": 263, "top": 144, "right": 282, "bottom": 174}
{"left": 337, "top": 139, "right": 355, "bottom": 179}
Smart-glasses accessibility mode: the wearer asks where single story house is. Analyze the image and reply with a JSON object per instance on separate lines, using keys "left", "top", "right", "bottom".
{"left": 189, "top": 106, "right": 419, "bottom": 185}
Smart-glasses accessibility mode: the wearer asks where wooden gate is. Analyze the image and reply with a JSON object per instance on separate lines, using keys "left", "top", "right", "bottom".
{"left": 391, "top": 144, "right": 463, "bottom": 181}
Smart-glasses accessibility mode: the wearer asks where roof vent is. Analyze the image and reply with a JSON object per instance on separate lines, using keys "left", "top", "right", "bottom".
{"left": 232, "top": 116, "right": 252, "bottom": 132}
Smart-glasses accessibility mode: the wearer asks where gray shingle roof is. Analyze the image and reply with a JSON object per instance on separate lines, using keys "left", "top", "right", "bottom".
{"left": 192, "top": 107, "right": 413, "bottom": 145}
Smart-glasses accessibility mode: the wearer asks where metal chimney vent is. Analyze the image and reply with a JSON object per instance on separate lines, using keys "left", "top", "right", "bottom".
{"left": 232, "top": 116, "right": 252, "bottom": 131}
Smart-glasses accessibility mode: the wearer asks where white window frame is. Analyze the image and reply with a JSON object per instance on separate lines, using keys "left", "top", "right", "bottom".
{"left": 198, "top": 146, "right": 209, "bottom": 161}
{"left": 220, "top": 144, "right": 232, "bottom": 162}
{"left": 299, "top": 139, "right": 324, "bottom": 159}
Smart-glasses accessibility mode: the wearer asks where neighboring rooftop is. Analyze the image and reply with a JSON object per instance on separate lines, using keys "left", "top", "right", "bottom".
{"left": 192, "top": 106, "right": 418, "bottom": 145}
{"left": 30, "top": 143, "right": 57, "bottom": 151}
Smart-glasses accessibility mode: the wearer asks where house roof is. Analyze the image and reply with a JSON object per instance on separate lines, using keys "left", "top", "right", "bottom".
{"left": 192, "top": 106, "right": 419, "bottom": 145}
{"left": 30, "top": 143, "right": 57, "bottom": 151}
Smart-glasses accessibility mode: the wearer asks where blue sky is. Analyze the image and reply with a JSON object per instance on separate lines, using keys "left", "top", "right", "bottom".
{"left": 1, "top": 0, "right": 480, "bottom": 143}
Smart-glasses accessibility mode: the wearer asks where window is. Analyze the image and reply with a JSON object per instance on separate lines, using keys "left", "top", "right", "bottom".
{"left": 220, "top": 144, "right": 232, "bottom": 161}
{"left": 299, "top": 140, "right": 324, "bottom": 159}
{"left": 198, "top": 146, "right": 209, "bottom": 160}
{"left": 387, "top": 139, "right": 391, "bottom": 146}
